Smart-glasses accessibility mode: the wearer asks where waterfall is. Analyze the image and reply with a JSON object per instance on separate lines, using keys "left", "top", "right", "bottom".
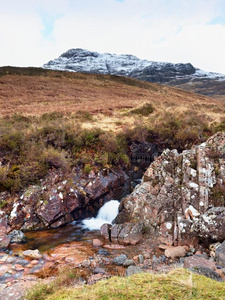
{"left": 82, "top": 200, "right": 120, "bottom": 230}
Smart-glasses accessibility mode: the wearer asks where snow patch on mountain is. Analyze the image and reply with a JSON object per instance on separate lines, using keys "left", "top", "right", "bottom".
{"left": 43, "top": 48, "right": 225, "bottom": 83}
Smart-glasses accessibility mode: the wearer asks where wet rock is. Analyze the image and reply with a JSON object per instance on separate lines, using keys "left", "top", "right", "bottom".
{"left": 8, "top": 230, "right": 26, "bottom": 243}
{"left": 215, "top": 241, "right": 225, "bottom": 267}
{"left": 165, "top": 246, "right": 186, "bottom": 259}
{"left": 189, "top": 266, "right": 222, "bottom": 282}
{"left": 16, "top": 259, "right": 29, "bottom": 266}
{"left": 92, "top": 239, "right": 103, "bottom": 247}
{"left": 113, "top": 254, "right": 127, "bottom": 266}
{"left": 100, "top": 224, "right": 112, "bottom": 241}
{"left": 184, "top": 255, "right": 216, "bottom": 270}
{"left": 123, "top": 259, "right": 135, "bottom": 267}
{"left": 22, "top": 249, "right": 42, "bottom": 260}
{"left": 125, "top": 266, "right": 143, "bottom": 277}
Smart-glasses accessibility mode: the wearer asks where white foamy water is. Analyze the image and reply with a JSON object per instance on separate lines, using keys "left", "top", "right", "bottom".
{"left": 82, "top": 200, "right": 120, "bottom": 230}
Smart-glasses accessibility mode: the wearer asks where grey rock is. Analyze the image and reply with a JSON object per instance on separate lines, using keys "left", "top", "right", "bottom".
{"left": 123, "top": 259, "right": 135, "bottom": 267}
{"left": 215, "top": 241, "right": 225, "bottom": 268}
{"left": 138, "top": 254, "right": 144, "bottom": 264}
{"left": 113, "top": 254, "right": 127, "bottom": 266}
{"left": 188, "top": 266, "right": 222, "bottom": 282}
{"left": 97, "top": 249, "right": 109, "bottom": 256}
{"left": 93, "top": 267, "right": 106, "bottom": 274}
{"left": 125, "top": 266, "right": 143, "bottom": 277}
{"left": 8, "top": 230, "right": 26, "bottom": 243}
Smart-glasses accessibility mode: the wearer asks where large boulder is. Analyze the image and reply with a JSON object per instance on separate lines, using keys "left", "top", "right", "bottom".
{"left": 115, "top": 132, "right": 225, "bottom": 244}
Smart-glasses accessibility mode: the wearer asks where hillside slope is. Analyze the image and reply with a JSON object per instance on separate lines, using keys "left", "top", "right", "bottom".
{"left": 0, "top": 66, "right": 223, "bottom": 126}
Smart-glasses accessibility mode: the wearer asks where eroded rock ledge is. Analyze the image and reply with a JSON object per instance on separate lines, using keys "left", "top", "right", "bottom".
{"left": 115, "top": 132, "right": 225, "bottom": 245}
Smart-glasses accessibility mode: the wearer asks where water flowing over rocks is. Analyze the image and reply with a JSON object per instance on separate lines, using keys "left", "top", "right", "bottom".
{"left": 0, "top": 167, "right": 130, "bottom": 234}
{"left": 115, "top": 132, "right": 225, "bottom": 245}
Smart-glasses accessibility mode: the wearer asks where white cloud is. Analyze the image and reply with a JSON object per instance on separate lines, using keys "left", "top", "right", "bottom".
{"left": 0, "top": 0, "right": 225, "bottom": 73}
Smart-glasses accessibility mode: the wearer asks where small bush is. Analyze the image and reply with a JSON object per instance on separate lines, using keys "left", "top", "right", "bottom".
{"left": 129, "top": 103, "right": 154, "bottom": 116}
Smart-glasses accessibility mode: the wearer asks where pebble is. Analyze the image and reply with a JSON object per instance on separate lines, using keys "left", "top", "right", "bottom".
{"left": 123, "top": 259, "right": 135, "bottom": 267}
{"left": 138, "top": 254, "right": 144, "bottom": 264}
{"left": 113, "top": 255, "right": 127, "bottom": 266}
{"left": 93, "top": 267, "right": 106, "bottom": 274}
{"left": 97, "top": 249, "right": 109, "bottom": 256}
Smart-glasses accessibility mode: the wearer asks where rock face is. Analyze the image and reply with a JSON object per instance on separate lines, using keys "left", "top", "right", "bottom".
{"left": 43, "top": 48, "right": 225, "bottom": 97}
{"left": 115, "top": 132, "right": 225, "bottom": 245}
{"left": 0, "top": 167, "right": 130, "bottom": 231}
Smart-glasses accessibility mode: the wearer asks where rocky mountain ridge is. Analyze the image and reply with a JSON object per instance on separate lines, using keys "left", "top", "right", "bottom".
{"left": 43, "top": 48, "right": 225, "bottom": 97}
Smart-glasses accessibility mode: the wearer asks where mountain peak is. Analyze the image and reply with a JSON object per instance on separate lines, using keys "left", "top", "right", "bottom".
{"left": 43, "top": 48, "right": 225, "bottom": 96}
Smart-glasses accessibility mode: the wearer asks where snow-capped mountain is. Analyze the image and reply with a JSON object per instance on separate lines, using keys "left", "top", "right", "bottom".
{"left": 43, "top": 48, "right": 225, "bottom": 97}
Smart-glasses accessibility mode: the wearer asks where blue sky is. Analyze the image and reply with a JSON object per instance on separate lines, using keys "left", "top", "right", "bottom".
{"left": 0, "top": 0, "right": 225, "bottom": 73}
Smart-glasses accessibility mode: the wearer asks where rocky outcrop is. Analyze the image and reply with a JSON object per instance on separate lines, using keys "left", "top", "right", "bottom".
{"left": 0, "top": 167, "right": 130, "bottom": 232}
{"left": 115, "top": 132, "right": 225, "bottom": 245}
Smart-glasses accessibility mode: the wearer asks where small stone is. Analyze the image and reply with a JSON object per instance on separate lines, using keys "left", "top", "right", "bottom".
{"left": 93, "top": 267, "right": 106, "bottom": 274}
{"left": 98, "top": 249, "right": 109, "bottom": 256}
{"left": 165, "top": 246, "right": 186, "bottom": 259}
{"left": 0, "top": 235, "right": 10, "bottom": 250}
{"left": 81, "top": 259, "right": 90, "bottom": 268}
{"left": 123, "top": 259, "right": 135, "bottom": 267}
{"left": 22, "top": 249, "right": 42, "bottom": 260}
{"left": 125, "top": 266, "right": 143, "bottom": 277}
{"left": 138, "top": 254, "right": 144, "bottom": 264}
{"left": 8, "top": 230, "right": 26, "bottom": 243}
{"left": 113, "top": 255, "right": 127, "bottom": 266}
{"left": 93, "top": 239, "right": 103, "bottom": 247}
{"left": 16, "top": 259, "right": 29, "bottom": 266}
{"left": 0, "top": 284, "right": 7, "bottom": 290}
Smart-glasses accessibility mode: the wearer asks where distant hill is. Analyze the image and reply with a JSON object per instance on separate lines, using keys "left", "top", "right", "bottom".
{"left": 43, "top": 48, "right": 225, "bottom": 100}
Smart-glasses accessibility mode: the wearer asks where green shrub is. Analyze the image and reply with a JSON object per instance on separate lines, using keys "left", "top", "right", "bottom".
{"left": 129, "top": 103, "right": 154, "bottom": 116}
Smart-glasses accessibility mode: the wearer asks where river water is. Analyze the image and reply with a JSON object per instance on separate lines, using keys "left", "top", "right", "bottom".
{"left": 9, "top": 200, "right": 120, "bottom": 253}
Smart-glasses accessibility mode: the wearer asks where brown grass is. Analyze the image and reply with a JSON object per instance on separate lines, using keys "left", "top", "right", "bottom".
{"left": 0, "top": 67, "right": 223, "bottom": 123}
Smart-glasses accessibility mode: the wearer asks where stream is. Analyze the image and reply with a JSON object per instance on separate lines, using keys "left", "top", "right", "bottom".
{"left": 9, "top": 200, "right": 120, "bottom": 253}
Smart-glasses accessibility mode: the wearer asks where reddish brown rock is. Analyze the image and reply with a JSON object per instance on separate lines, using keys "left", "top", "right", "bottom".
{"left": 92, "top": 239, "right": 103, "bottom": 247}
{"left": 184, "top": 255, "right": 216, "bottom": 270}
{"left": 100, "top": 224, "right": 112, "bottom": 241}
